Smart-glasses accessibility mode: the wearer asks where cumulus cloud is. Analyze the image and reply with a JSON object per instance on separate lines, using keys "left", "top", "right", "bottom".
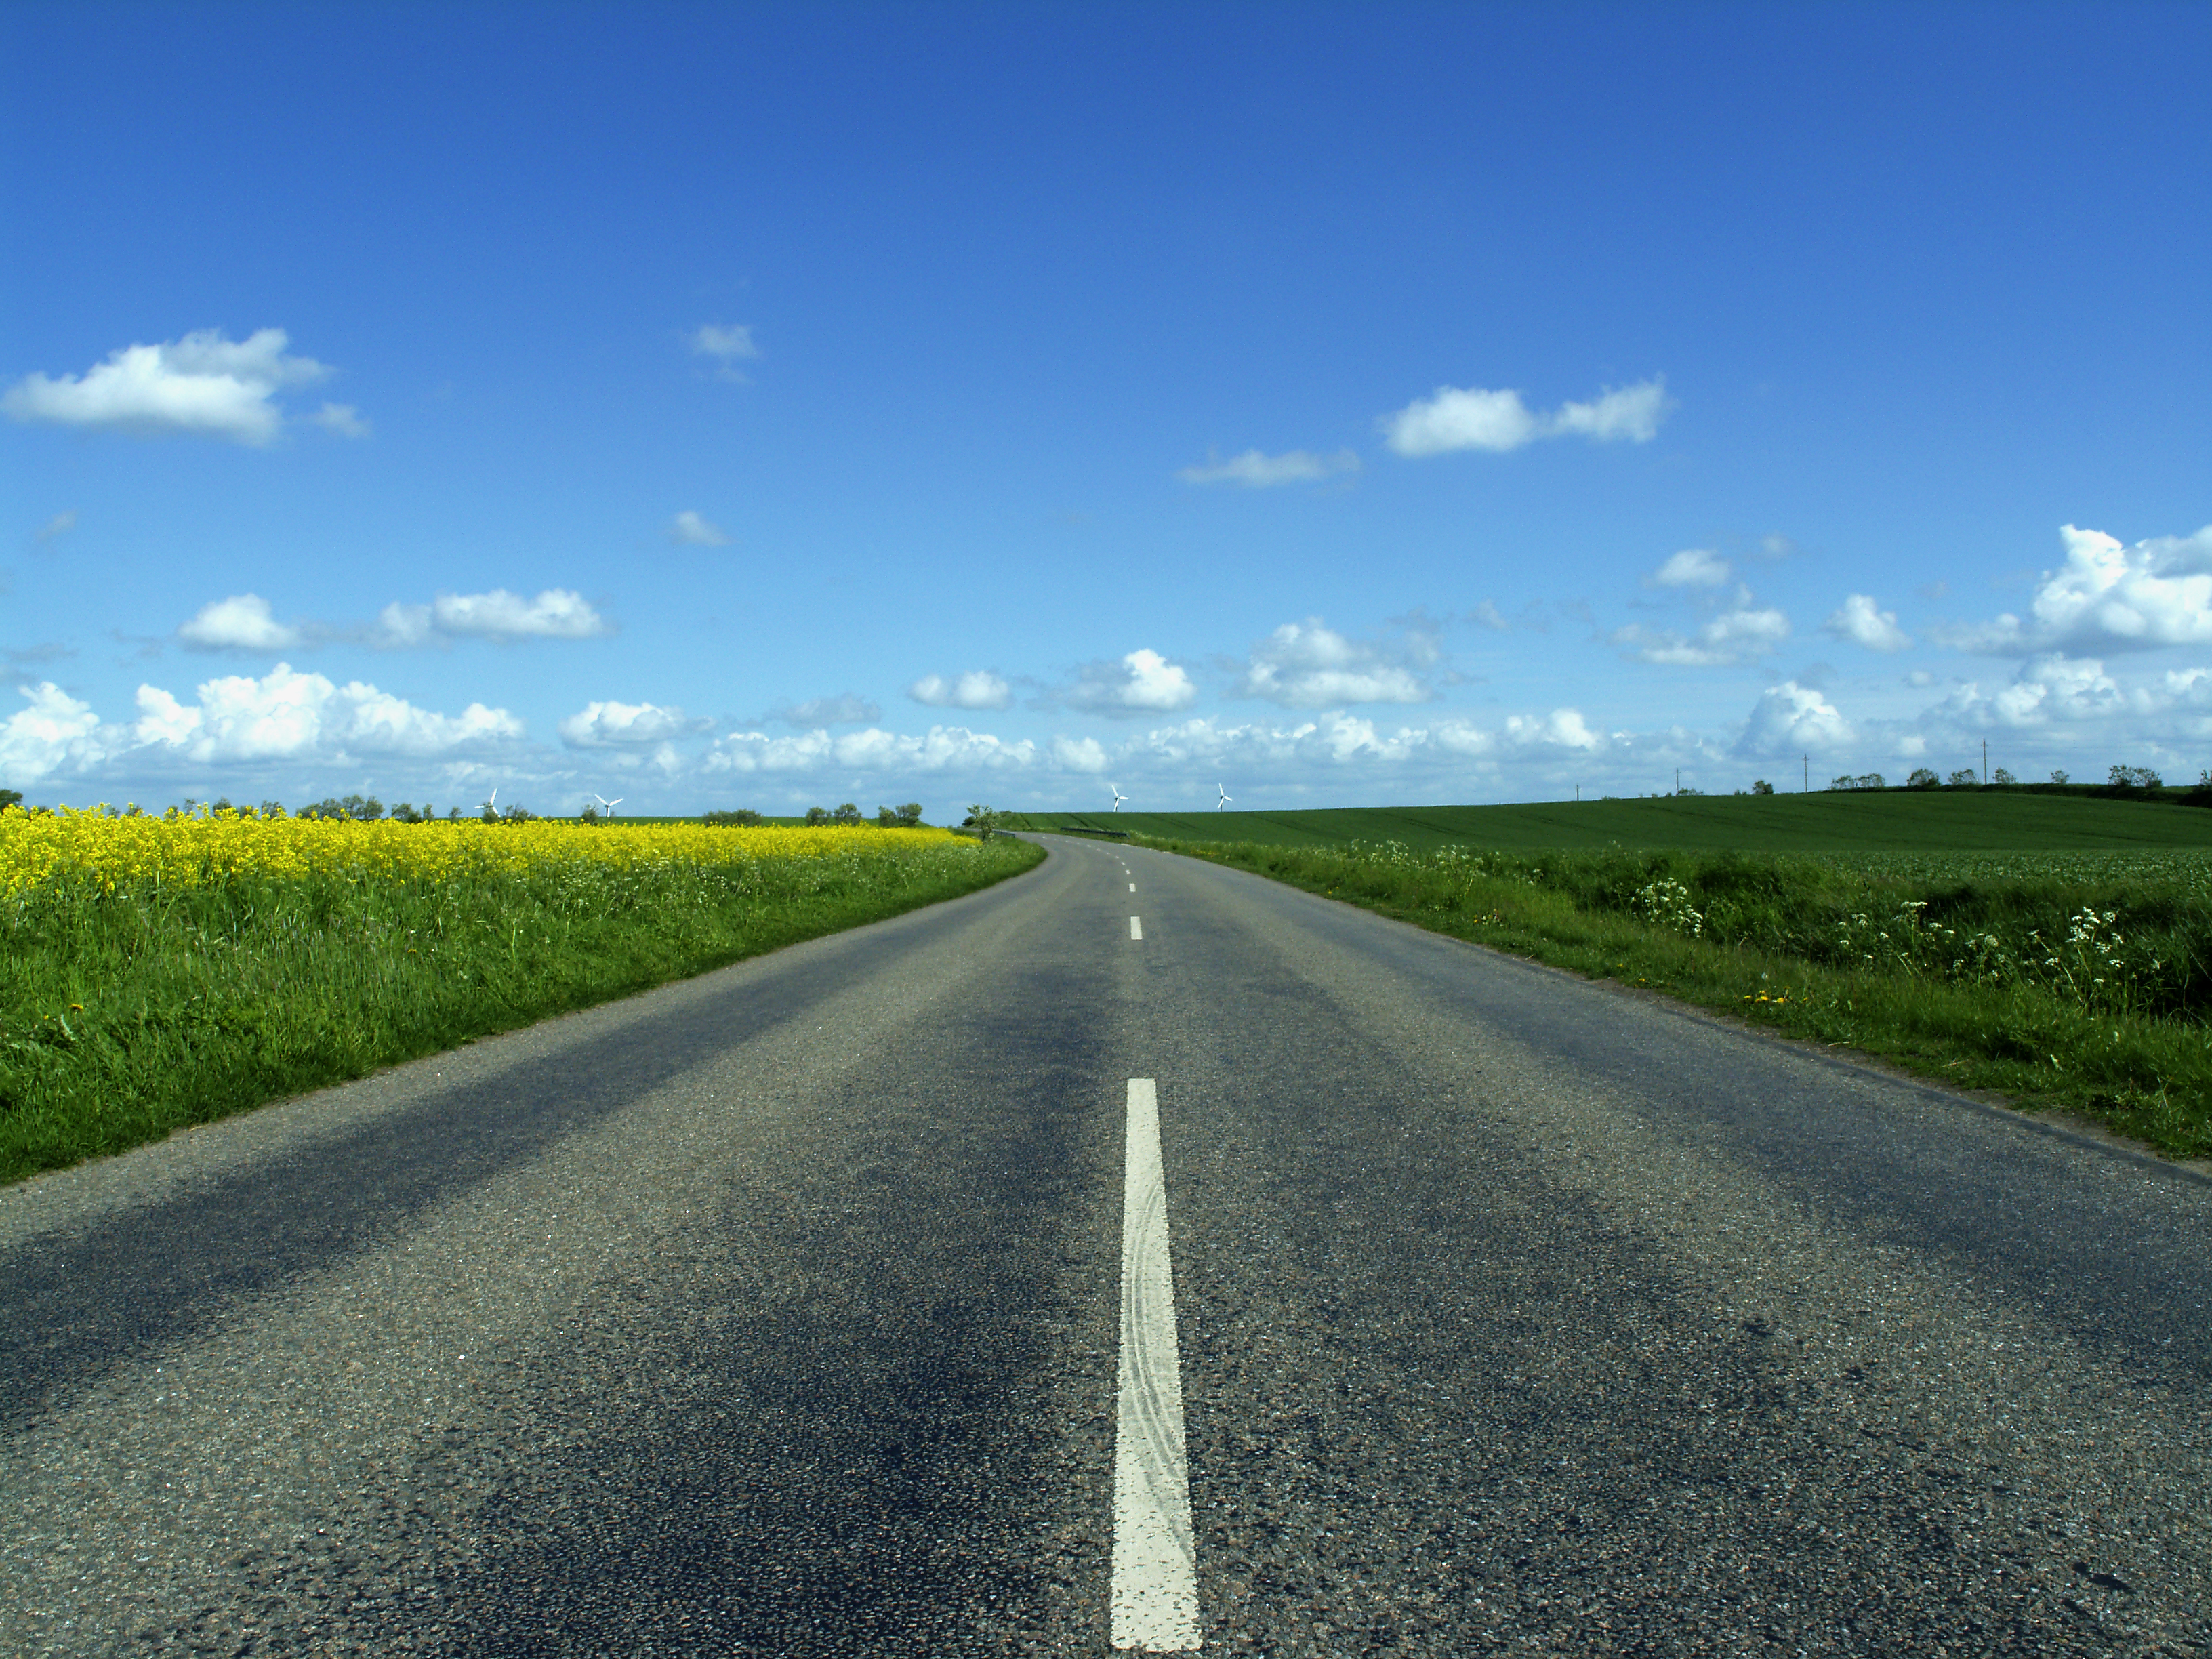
{"left": 703, "top": 724, "right": 1038, "bottom": 775}
{"left": 1737, "top": 682, "right": 1852, "bottom": 756}
{"left": 558, "top": 699, "right": 710, "bottom": 748}
{"left": 1951, "top": 523, "right": 2212, "bottom": 654}
{"left": 3, "top": 328, "right": 341, "bottom": 446}
{"left": 376, "top": 588, "right": 611, "bottom": 646}
{"left": 1932, "top": 654, "right": 2127, "bottom": 729}
{"left": 1502, "top": 709, "right": 1603, "bottom": 750}
{"left": 178, "top": 594, "right": 305, "bottom": 652}
{"left": 1231, "top": 619, "right": 1435, "bottom": 708}
{"left": 689, "top": 323, "right": 759, "bottom": 381}
{"left": 1612, "top": 602, "right": 1790, "bottom": 666}
{"left": 33, "top": 510, "right": 75, "bottom": 544}
{"left": 667, "top": 510, "right": 731, "bottom": 547}
{"left": 1381, "top": 376, "right": 1670, "bottom": 457}
{"left": 0, "top": 666, "right": 521, "bottom": 785}
{"left": 0, "top": 682, "right": 111, "bottom": 785}
{"left": 1064, "top": 648, "right": 1200, "bottom": 715}
{"left": 769, "top": 693, "right": 880, "bottom": 727}
{"left": 1175, "top": 448, "right": 1360, "bottom": 487}
{"left": 1648, "top": 548, "right": 1730, "bottom": 588}
{"left": 1469, "top": 600, "right": 1509, "bottom": 632}
{"left": 1824, "top": 594, "right": 1912, "bottom": 653}
{"left": 909, "top": 670, "right": 1012, "bottom": 710}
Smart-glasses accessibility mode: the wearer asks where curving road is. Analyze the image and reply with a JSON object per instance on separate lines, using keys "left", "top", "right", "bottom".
{"left": 3, "top": 834, "right": 2207, "bottom": 1655}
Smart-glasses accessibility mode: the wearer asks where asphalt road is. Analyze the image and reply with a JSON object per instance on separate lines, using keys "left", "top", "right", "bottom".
{"left": 3, "top": 832, "right": 2208, "bottom": 1656}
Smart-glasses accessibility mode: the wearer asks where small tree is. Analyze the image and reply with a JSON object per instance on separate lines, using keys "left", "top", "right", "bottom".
{"left": 704, "top": 808, "right": 765, "bottom": 826}
{"left": 1906, "top": 767, "right": 1940, "bottom": 789}
{"left": 0, "top": 788, "right": 20, "bottom": 813}
{"left": 2109, "top": 764, "right": 2163, "bottom": 790}
{"left": 579, "top": 802, "right": 600, "bottom": 824}
{"left": 876, "top": 805, "right": 899, "bottom": 827}
{"left": 895, "top": 802, "right": 923, "bottom": 827}
{"left": 2050, "top": 769, "right": 2070, "bottom": 785}
{"left": 830, "top": 802, "right": 863, "bottom": 825}
{"left": 390, "top": 802, "right": 424, "bottom": 823}
{"left": 964, "top": 804, "right": 999, "bottom": 841}
{"left": 1946, "top": 768, "right": 1978, "bottom": 787}
{"left": 1992, "top": 767, "right": 2017, "bottom": 786}
{"left": 804, "top": 805, "right": 830, "bottom": 826}
{"left": 1750, "top": 779, "right": 1774, "bottom": 795}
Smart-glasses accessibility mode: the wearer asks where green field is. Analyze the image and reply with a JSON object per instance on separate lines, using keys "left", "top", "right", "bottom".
{"left": 1006, "top": 787, "right": 2212, "bottom": 853}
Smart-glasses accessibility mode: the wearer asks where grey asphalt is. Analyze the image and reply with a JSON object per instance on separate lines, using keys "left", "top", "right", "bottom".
{"left": 2, "top": 833, "right": 2207, "bottom": 1656}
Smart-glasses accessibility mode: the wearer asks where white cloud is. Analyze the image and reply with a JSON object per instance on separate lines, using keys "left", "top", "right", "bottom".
{"left": 307, "top": 402, "right": 371, "bottom": 438}
{"left": 1551, "top": 380, "right": 1672, "bottom": 443}
{"left": 1649, "top": 548, "right": 1730, "bottom": 588}
{"left": 770, "top": 694, "right": 880, "bottom": 727}
{"left": 3, "top": 328, "right": 339, "bottom": 446}
{"left": 33, "top": 510, "right": 75, "bottom": 544}
{"left": 1952, "top": 524, "right": 2212, "bottom": 654}
{"left": 1065, "top": 648, "right": 1200, "bottom": 714}
{"left": 1613, "top": 603, "right": 1790, "bottom": 666}
{"left": 909, "top": 670, "right": 1012, "bottom": 710}
{"left": 1936, "top": 655, "right": 2127, "bottom": 729}
{"left": 703, "top": 724, "right": 1039, "bottom": 775}
{"left": 376, "top": 588, "right": 611, "bottom": 646}
{"left": 138, "top": 665, "right": 520, "bottom": 762}
{"left": 178, "top": 594, "right": 304, "bottom": 652}
{"left": 1502, "top": 708, "right": 1603, "bottom": 751}
{"left": 1233, "top": 619, "right": 1433, "bottom": 708}
{"left": 558, "top": 699, "right": 709, "bottom": 748}
{"left": 0, "top": 666, "right": 520, "bottom": 787}
{"left": 1051, "top": 734, "right": 1109, "bottom": 772}
{"left": 1175, "top": 448, "right": 1360, "bottom": 487}
{"left": 688, "top": 323, "right": 759, "bottom": 381}
{"left": 0, "top": 682, "right": 115, "bottom": 785}
{"left": 668, "top": 510, "right": 731, "bottom": 546}
{"left": 1469, "top": 600, "right": 1509, "bottom": 632}
{"left": 1824, "top": 594, "right": 1912, "bottom": 653}
{"left": 1382, "top": 375, "right": 1670, "bottom": 457}
{"left": 1738, "top": 682, "right": 1853, "bottom": 756}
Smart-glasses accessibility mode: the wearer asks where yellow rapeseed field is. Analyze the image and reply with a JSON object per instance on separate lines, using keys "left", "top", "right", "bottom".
{"left": 0, "top": 805, "right": 970, "bottom": 897}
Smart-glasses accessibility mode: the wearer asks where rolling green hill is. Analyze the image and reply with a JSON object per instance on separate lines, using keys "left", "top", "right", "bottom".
{"left": 1004, "top": 788, "right": 2212, "bottom": 853}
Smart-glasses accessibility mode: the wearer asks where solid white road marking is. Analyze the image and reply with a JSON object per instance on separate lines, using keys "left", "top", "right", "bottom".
{"left": 1112, "top": 1078, "right": 1200, "bottom": 1651}
{"left": 1130, "top": 882, "right": 1136, "bottom": 893}
{"left": 1130, "top": 916, "right": 1143, "bottom": 940}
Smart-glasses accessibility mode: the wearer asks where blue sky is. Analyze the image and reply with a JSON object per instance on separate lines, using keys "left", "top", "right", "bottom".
{"left": 4, "top": 0, "right": 2207, "bottom": 817}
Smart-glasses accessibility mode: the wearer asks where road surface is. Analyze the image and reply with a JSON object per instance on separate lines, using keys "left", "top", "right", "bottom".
{"left": 3, "top": 833, "right": 2207, "bottom": 1655}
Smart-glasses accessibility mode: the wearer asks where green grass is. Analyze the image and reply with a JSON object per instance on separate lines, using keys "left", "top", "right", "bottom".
{"left": 1, "top": 836, "right": 1044, "bottom": 1185}
{"left": 1143, "top": 834, "right": 2212, "bottom": 1160}
{"left": 1008, "top": 785, "right": 2212, "bottom": 853}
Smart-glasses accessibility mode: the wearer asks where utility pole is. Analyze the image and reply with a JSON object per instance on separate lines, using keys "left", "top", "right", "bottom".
{"left": 1983, "top": 737, "right": 1988, "bottom": 784}
{"left": 1675, "top": 766, "right": 1681, "bottom": 795}
{"left": 1803, "top": 753, "right": 1809, "bottom": 792}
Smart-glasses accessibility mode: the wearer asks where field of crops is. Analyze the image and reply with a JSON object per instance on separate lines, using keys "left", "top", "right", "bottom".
{"left": 1010, "top": 787, "right": 2212, "bottom": 853}
{"left": 1, "top": 807, "right": 1040, "bottom": 1182}
{"left": 1151, "top": 833, "right": 2212, "bottom": 1160}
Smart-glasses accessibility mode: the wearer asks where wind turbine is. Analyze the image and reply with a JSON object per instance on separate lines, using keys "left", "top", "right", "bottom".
{"left": 594, "top": 793, "right": 623, "bottom": 818}
{"left": 1216, "top": 783, "right": 1233, "bottom": 811}
{"left": 1109, "top": 784, "right": 1128, "bottom": 812}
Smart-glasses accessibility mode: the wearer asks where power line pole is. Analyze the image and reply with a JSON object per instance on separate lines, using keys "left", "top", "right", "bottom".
{"left": 1983, "top": 737, "right": 1988, "bottom": 784}
{"left": 1803, "top": 753, "right": 1809, "bottom": 792}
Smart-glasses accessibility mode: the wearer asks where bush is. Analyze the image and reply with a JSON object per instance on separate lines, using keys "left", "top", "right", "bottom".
{"left": 1947, "top": 769, "right": 1979, "bottom": 787}
{"left": 1750, "top": 780, "right": 1774, "bottom": 796}
{"left": 1907, "top": 768, "right": 1940, "bottom": 789}
{"left": 804, "top": 806, "right": 830, "bottom": 827}
{"left": 1830, "top": 773, "right": 1886, "bottom": 791}
{"left": 1993, "top": 768, "right": 2017, "bottom": 786}
{"left": 2110, "top": 764, "right": 2164, "bottom": 791}
{"left": 704, "top": 808, "right": 766, "bottom": 827}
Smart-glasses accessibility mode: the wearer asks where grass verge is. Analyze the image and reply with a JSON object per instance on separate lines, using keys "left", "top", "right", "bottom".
{"left": 3, "top": 827, "right": 1042, "bottom": 1184}
{"left": 1144, "top": 835, "right": 2212, "bottom": 1162}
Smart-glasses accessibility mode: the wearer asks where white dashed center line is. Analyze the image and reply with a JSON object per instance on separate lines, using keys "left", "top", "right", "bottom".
{"left": 1130, "top": 916, "right": 1143, "bottom": 941}
{"left": 1111, "top": 1078, "right": 1200, "bottom": 1651}
{"left": 1130, "top": 882, "right": 1136, "bottom": 893}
